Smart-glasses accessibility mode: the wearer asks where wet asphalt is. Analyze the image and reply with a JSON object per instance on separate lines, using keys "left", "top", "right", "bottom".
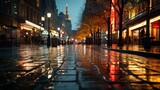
{"left": 0, "top": 44, "right": 160, "bottom": 90}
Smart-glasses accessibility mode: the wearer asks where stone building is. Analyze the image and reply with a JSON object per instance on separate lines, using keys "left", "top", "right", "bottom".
{"left": 0, "top": 0, "right": 19, "bottom": 46}
{"left": 123, "top": 0, "right": 160, "bottom": 45}
{"left": 58, "top": 4, "right": 72, "bottom": 42}
{"left": 0, "top": 0, "right": 58, "bottom": 46}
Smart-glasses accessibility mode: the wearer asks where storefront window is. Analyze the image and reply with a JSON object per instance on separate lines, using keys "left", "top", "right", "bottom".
{"left": 152, "top": 20, "right": 160, "bottom": 41}
{"left": 0, "top": 25, "right": 6, "bottom": 35}
{"left": 132, "top": 30, "right": 139, "bottom": 44}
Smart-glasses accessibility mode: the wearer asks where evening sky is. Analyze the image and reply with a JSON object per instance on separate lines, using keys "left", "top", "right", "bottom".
{"left": 55, "top": 0, "right": 86, "bottom": 30}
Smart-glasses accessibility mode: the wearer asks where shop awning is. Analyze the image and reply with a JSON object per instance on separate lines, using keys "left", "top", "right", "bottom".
{"left": 21, "top": 20, "right": 44, "bottom": 31}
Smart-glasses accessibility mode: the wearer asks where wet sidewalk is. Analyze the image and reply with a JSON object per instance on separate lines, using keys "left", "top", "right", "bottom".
{"left": 1, "top": 45, "right": 160, "bottom": 90}
{"left": 102, "top": 44, "right": 160, "bottom": 59}
{"left": 42, "top": 52, "right": 79, "bottom": 90}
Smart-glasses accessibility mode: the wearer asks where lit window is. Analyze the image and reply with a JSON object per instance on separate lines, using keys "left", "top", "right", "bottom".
{"left": 36, "top": 0, "right": 40, "bottom": 7}
{"left": 14, "top": 4, "right": 16, "bottom": 8}
{"left": 14, "top": 12, "right": 17, "bottom": 14}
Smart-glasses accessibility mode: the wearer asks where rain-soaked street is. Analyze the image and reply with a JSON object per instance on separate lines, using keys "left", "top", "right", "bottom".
{"left": 0, "top": 45, "right": 160, "bottom": 90}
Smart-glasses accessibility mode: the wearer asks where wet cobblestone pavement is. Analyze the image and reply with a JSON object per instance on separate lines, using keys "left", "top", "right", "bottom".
{"left": 0, "top": 45, "right": 66, "bottom": 90}
{"left": 0, "top": 45, "right": 160, "bottom": 90}
{"left": 77, "top": 45, "right": 160, "bottom": 90}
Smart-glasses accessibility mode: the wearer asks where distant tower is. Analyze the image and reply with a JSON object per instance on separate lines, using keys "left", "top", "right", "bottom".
{"left": 66, "top": 4, "right": 68, "bottom": 15}
{"left": 65, "top": 4, "right": 70, "bottom": 20}
{"left": 58, "top": 3, "right": 72, "bottom": 37}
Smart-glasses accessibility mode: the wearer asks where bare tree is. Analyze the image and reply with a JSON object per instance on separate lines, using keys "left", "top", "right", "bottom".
{"left": 111, "top": 0, "right": 141, "bottom": 46}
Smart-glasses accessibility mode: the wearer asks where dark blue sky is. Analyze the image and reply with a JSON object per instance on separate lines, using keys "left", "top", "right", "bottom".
{"left": 55, "top": 0, "right": 85, "bottom": 30}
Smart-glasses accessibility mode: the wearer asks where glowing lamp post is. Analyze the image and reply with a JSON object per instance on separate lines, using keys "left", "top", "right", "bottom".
{"left": 41, "top": 16, "right": 45, "bottom": 22}
{"left": 47, "top": 13, "right": 51, "bottom": 47}
{"left": 40, "top": 16, "right": 45, "bottom": 44}
{"left": 57, "top": 27, "right": 61, "bottom": 45}
{"left": 57, "top": 27, "right": 60, "bottom": 39}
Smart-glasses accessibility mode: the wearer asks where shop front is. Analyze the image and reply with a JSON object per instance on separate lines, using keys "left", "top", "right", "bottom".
{"left": 0, "top": 15, "right": 18, "bottom": 47}
{"left": 151, "top": 20, "right": 160, "bottom": 45}
{"left": 20, "top": 20, "right": 44, "bottom": 44}
{"left": 132, "top": 29, "right": 140, "bottom": 45}
{"left": 128, "top": 15, "right": 160, "bottom": 45}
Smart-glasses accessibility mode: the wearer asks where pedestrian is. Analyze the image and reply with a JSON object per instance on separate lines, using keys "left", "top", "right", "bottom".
{"left": 140, "top": 29, "right": 145, "bottom": 46}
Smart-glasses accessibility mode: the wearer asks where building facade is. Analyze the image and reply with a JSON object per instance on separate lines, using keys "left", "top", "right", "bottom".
{"left": 40, "top": 0, "right": 58, "bottom": 44}
{"left": 123, "top": 0, "right": 160, "bottom": 45}
{"left": 0, "top": 0, "right": 58, "bottom": 46}
{"left": 58, "top": 4, "right": 72, "bottom": 43}
{"left": 18, "top": 0, "right": 42, "bottom": 44}
{"left": 0, "top": 0, "right": 19, "bottom": 46}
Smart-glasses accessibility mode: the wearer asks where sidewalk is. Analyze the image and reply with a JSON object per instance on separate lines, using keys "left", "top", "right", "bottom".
{"left": 102, "top": 44, "right": 160, "bottom": 59}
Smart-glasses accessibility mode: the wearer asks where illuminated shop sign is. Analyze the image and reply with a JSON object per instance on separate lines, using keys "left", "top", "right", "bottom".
{"left": 129, "top": 15, "right": 160, "bottom": 31}
{"left": 21, "top": 20, "right": 44, "bottom": 31}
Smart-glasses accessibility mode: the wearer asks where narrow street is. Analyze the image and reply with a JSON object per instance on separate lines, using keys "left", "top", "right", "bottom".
{"left": 1, "top": 0, "right": 160, "bottom": 90}
{"left": 0, "top": 45, "right": 160, "bottom": 90}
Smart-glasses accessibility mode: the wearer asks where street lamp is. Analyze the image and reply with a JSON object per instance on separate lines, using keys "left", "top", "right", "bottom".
{"left": 47, "top": 13, "right": 51, "bottom": 47}
{"left": 57, "top": 27, "right": 61, "bottom": 45}
{"left": 57, "top": 27, "right": 60, "bottom": 38}
{"left": 41, "top": 16, "right": 45, "bottom": 22}
{"left": 61, "top": 31, "right": 65, "bottom": 45}
{"left": 40, "top": 16, "right": 45, "bottom": 44}
{"left": 41, "top": 16, "right": 45, "bottom": 28}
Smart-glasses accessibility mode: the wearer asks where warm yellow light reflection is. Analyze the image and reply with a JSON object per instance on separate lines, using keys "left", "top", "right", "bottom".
{"left": 22, "top": 26, "right": 32, "bottom": 30}
{"left": 25, "top": 20, "right": 44, "bottom": 30}
{"left": 129, "top": 15, "right": 160, "bottom": 31}
{"left": 129, "top": 21, "right": 146, "bottom": 31}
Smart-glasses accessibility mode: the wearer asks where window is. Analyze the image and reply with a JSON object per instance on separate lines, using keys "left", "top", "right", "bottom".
{"left": 3, "top": 0, "right": 11, "bottom": 14}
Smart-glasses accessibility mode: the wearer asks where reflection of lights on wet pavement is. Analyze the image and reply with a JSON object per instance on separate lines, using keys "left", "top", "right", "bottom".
{"left": 0, "top": 45, "right": 66, "bottom": 89}
{"left": 1, "top": 45, "right": 160, "bottom": 90}
{"left": 48, "top": 74, "right": 52, "bottom": 79}
{"left": 76, "top": 45, "right": 160, "bottom": 89}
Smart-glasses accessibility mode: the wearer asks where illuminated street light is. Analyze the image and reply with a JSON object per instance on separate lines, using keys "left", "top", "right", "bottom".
{"left": 57, "top": 27, "right": 61, "bottom": 45}
{"left": 39, "top": 16, "right": 45, "bottom": 44}
{"left": 41, "top": 16, "right": 45, "bottom": 22}
{"left": 57, "top": 27, "right": 60, "bottom": 30}
{"left": 47, "top": 12, "right": 51, "bottom": 47}
{"left": 57, "top": 27, "right": 60, "bottom": 38}
{"left": 47, "top": 13, "right": 51, "bottom": 18}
